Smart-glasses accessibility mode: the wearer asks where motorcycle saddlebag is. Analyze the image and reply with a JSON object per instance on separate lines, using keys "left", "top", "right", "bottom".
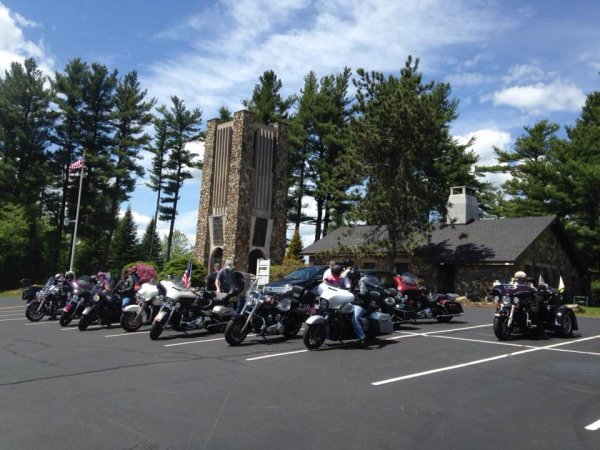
{"left": 368, "top": 311, "right": 394, "bottom": 335}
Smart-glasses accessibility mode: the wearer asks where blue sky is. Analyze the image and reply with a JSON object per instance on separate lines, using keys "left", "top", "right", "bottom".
{"left": 1, "top": 0, "right": 599, "bottom": 247}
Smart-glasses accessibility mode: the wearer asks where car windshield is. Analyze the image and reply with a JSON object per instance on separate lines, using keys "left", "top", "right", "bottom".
{"left": 284, "top": 266, "right": 322, "bottom": 281}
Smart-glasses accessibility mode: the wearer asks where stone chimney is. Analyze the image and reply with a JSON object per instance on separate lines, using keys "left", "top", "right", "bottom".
{"left": 447, "top": 186, "right": 479, "bottom": 224}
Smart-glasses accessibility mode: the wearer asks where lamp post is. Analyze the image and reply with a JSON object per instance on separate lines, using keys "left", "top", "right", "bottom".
{"left": 68, "top": 151, "right": 85, "bottom": 272}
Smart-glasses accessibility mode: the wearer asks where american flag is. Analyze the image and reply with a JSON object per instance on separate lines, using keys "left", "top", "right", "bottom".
{"left": 69, "top": 159, "right": 85, "bottom": 171}
{"left": 182, "top": 258, "right": 193, "bottom": 288}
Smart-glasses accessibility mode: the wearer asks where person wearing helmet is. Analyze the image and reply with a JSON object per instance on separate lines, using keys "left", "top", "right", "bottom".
{"left": 325, "top": 264, "right": 345, "bottom": 288}
{"left": 96, "top": 272, "right": 110, "bottom": 292}
{"left": 341, "top": 257, "right": 355, "bottom": 288}
{"left": 116, "top": 268, "right": 136, "bottom": 308}
{"left": 513, "top": 271, "right": 527, "bottom": 286}
{"left": 346, "top": 268, "right": 368, "bottom": 346}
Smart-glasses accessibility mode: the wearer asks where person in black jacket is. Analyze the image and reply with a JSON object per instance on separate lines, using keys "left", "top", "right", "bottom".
{"left": 206, "top": 263, "right": 221, "bottom": 291}
{"left": 346, "top": 269, "right": 368, "bottom": 346}
{"left": 116, "top": 268, "right": 136, "bottom": 308}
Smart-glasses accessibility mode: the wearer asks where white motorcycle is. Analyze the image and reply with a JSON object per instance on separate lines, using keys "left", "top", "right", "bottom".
{"left": 120, "top": 281, "right": 163, "bottom": 332}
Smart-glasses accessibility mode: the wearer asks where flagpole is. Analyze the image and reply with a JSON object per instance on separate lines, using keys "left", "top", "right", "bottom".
{"left": 69, "top": 151, "right": 85, "bottom": 272}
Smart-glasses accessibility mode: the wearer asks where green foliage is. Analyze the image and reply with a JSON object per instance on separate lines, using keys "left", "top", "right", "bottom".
{"left": 123, "top": 261, "right": 158, "bottom": 283}
{"left": 159, "top": 256, "right": 206, "bottom": 287}
{"left": 108, "top": 207, "right": 140, "bottom": 273}
{"left": 286, "top": 226, "right": 304, "bottom": 261}
{"left": 161, "top": 230, "right": 192, "bottom": 260}
{"left": 350, "top": 56, "right": 479, "bottom": 268}
{"left": 242, "top": 70, "right": 295, "bottom": 125}
{"left": 139, "top": 218, "right": 164, "bottom": 269}
{"left": 269, "top": 259, "right": 306, "bottom": 281}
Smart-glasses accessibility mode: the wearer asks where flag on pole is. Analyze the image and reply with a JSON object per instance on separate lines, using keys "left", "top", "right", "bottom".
{"left": 182, "top": 258, "right": 193, "bottom": 288}
{"left": 69, "top": 159, "right": 84, "bottom": 171}
{"left": 558, "top": 275, "right": 565, "bottom": 293}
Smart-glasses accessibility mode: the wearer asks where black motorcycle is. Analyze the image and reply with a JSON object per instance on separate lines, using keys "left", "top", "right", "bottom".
{"left": 78, "top": 288, "right": 122, "bottom": 330}
{"left": 24, "top": 276, "right": 69, "bottom": 321}
{"left": 492, "top": 282, "right": 578, "bottom": 340}
{"left": 224, "top": 285, "right": 310, "bottom": 346}
{"left": 60, "top": 277, "right": 93, "bottom": 326}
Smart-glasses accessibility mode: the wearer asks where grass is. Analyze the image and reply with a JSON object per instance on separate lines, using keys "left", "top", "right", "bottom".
{"left": 0, "top": 289, "right": 21, "bottom": 298}
{"left": 576, "top": 306, "right": 600, "bottom": 318}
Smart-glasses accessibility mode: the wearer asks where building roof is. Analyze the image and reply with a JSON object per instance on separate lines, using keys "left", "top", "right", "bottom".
{"left": 302, "top": 216, "right": 562, "bottom": 264}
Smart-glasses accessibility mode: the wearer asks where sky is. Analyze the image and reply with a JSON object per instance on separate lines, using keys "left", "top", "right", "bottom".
{"left": 1, "top": 0, "right": 599, "bottom": 248}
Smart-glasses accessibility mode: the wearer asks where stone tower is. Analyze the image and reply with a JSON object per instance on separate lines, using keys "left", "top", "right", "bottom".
{"left": 446, "top": 186, "right": 479, "bottom": 224}
{"left": 194, "top": 110, "right": 287, "bottom": 273}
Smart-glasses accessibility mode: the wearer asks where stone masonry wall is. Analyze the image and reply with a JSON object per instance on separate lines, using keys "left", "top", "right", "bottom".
{"left": 269, "top": 122, "right": 288, "bottom": 264}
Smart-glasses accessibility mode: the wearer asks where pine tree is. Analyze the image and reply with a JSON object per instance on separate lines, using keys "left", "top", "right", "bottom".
{"left": 159, "top": 96, "right": 202, "bottom": 261}
{"left": 285, "top": 226, "right": 304, "bottom": 261}
{"left": 140, "top": 218, "right": 164, "bottom": 268}
{"left": 217, "top": 106, "right": 233, "bottom": 123}
{"left": 241, "top": 70, "right": 295, "bottom": 125}
{"left": 108, "top": 206, "right": 141, "bottom": 273}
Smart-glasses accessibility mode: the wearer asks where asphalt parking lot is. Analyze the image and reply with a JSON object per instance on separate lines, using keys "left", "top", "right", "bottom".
{"left": 1, "top": 296, "right": 599, "bottom": 450}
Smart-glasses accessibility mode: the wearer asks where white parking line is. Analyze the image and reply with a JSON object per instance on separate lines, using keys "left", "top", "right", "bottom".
{"left": 247, "top": 349, "right": 308, "bottom": 361}
{"left": 372, "top": 334, "right": 600, "bottom": 386}
{"left": 60, "top": 327, "right": 78, "bottom": 331}
{"left": 0, "top": 313, "right": 24, "bottom": 318}
{"left": 387, "top": 324, "right": 491, "bottom": 340}
{"left": 105, "top": 331, "right": 148, "bottom": 337}
{"left": 0, "top": 317, "right": 26, "bottom": 322}
{"left": 164, "top": 337, "right": 225, "bottom": 347}
{"left": 585, "top": 418, "right": 600, "bottom": 431}
{"left": 25, "top": 321, "right": 58, "bottom": 326}
{"left": 0, "top": 305, "right": 25, "bottom": 311}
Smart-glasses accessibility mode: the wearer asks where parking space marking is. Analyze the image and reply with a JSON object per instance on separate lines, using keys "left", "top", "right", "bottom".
{"left": 0, "top": 305, "right": 25, "bottom": 311}
{"left": 25, "top": 321, "right": 58, "bottom": 326}
{"left": 372, "top": 334, "right": 600, "bottom": 386}
{"left": 60, "top": 327, "right": 78, "bottom": 331}
{"left": 247, "top": 349, "right": 308, "bottom": 361}
{"left": 585, "top": 418, "right": 600, "bottom": 431}
{"left": 0, "top": 317, "right": 26, "bottom": 322}
{"left": 164, "top": 337, "right": 225, "bottom": 347}
{"left": 0, "top": 313, "right": 23, "bottom": 318}
{"left": 388, "top": 324, "right": 491, "bottom": 340}
{"left": 105, "top": 331, "right": 148, "bottom": 337}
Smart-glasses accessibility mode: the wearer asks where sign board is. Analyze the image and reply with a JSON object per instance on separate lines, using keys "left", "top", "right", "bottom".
{"left": 256, "top": 258, "right": 270, "bottom": 287}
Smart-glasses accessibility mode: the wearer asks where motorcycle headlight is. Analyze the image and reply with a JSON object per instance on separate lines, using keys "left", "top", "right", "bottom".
{"left": 72, "top": 294, "right": 79, "bottom": 301}
{"left": 384, "top": 297, "right": 395, "bottom": 306}
{"left": 245, "top": 297, "right": 256, "bottom": 307}
{"left": 164, "top": 298, "right": 174, "bottom": 308}
{"left": 501, "top": 296, "right": 511, "bottom": 305}
{"left": 93, "top": 294, "right": 100, "bottom": 302}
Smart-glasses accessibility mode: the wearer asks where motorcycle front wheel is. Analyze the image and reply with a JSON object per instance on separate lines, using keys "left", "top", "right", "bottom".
{"left": 59, "top": 311, "right": 73, "bottom": 327}
{"left": 303, "top": 323, "right": 326, "bottom": 350}
{"left": 493, "top": 316, "right": 511, "bottom": 341}
{"left": 25, "top": 302, "right": 44, "bottom": 322}
{"left": 120, "top": 312, "right": 143, "bottom": 332}
{"left": 224, "top": 317, "right": 249, "bottom": 346}
{"left": 78, "top": 314, "right": 92, "bottom": 331}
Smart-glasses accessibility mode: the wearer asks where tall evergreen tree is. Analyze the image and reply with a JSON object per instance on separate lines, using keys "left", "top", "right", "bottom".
{"left": 159, "top": 96, "right": 202, "bottom": 261}
{"left": 108, "top": 206, "right": 140, "bottom": 272}
{"left": 285, "top": 226, "right": 304, "bottom": 261}
{"left": 242, "top": 70, "right": 295, "bottom": 125}
{"left": 103, "top": 70, "right": 156, "bottom": 263}
{"left": 350, "top": 57, "right": 479, "bottom": 269}
{"left": 139, "top": 218, "right": 164, "bottom": 268}
{"left": 217, "top": 105, "right": 233, "bottom": 123}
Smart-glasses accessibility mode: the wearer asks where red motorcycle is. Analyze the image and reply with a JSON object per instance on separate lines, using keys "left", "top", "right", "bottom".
{"left": 394, "top": 273, "right": 463, "bottom": 323}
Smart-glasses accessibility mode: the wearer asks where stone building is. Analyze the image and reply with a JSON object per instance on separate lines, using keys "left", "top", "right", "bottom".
{"left": 301, "top": 186, "right": 589, "bottom": 299}
{"left": 194, "top": 110, "right": 287, "bottom": 273}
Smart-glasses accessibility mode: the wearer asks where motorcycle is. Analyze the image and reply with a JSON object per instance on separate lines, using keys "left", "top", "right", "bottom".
{"left": 78, "top": 288, "right": 122, "bottom": 331}
{"left": 120, "top": 281, "right": 163, "bottom": 332}
{"left": 59, "top": 277, "right": 93, "bottom": 326}
{"left": 395, "top": 273, "right": 463, "bottom": 323}
{"left": 25, "top": 276, "right": 69, "bottom": 321}
{"left": 302, "top": 278, "right": 394, "bottom": 350}
{"left": 224, "top": 284, "right": 311, "bottom": 346}
{"left": 492, "top": 282, "right": 578, "bottom": 340}
{"left": 149, "top": 272, "right": 249, "bottom": 341}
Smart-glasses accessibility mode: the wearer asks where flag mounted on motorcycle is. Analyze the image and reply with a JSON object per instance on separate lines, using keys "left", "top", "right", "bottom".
{"left": 182, "top": 258, "right": 193, "bottom": 288}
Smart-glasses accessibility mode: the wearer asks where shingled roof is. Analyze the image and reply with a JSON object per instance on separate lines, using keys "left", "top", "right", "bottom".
{"left": 302, "top": 216, "right": 562, "bottom": 264}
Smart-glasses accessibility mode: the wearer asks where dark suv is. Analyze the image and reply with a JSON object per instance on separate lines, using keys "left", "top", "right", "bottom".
{"left": 263, "top": 265, "right": 327, "bottom": 295}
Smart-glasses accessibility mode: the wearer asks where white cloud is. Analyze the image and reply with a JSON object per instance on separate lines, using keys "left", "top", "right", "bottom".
{"left": 0, "top": 4, "right": 54, "bottom": 74}
{"left": 502, "top": 62, "right": 546, "bottom": 85}
{"left": 491, "top": 80, "right": 586, "bottom": 113}
{"left": 456, "top": 128, "right": 512, "bottom": 187}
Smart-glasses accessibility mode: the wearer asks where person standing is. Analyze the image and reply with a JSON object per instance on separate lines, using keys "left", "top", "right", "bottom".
{"left": 215, "top": 259, "right": 234, "bottom": 294}
{"left": 206, "top": 263, "right": 221, "bottom": 291}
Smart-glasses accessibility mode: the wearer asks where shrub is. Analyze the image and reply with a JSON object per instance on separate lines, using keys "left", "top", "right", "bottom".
{"left": 123, "top": 262, "right": 158, "bottom": 283}
{"left": 159, "top": 256, "right": 206, "bottom": 287}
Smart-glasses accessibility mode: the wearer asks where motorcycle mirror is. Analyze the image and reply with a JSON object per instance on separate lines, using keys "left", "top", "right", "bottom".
{"left": 20, "top": 278, "right": 32, "bottom": 288}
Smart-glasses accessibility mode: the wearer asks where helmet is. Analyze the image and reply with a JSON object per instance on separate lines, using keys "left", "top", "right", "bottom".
{"left": 514, "top": 271, "right": 526, "bottom": 279}
{"left": 331, "top": 264, "right": 343, "bottom": 277}
{"left": 346, "top": 269, "right": 361, "bottom": 283}
{"left": 342, "top": 257, "right": 354, "bottom": 268}
{"left": 65, "top": 271, "right": 76, "bottom": 282}
{"left": 96, "top": 271, "right": 106, "bottom": 279}
{"left": 54, "top": 273, "right": 63, "bottom": 280}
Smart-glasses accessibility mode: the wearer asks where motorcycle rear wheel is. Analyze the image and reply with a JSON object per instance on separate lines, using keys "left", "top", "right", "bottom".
{"left": 78, "top": 314, "right": 92, "bottom": 331}
{"left": 283, "top": 315, "right": 303, "bottom": 337}
{"left": 303, "top": 323, "right": 326, "bottom": 350}
{"left": 224, "top": 317, "right": 249, "bottom": 346}
{"left": 25, "top": 303, "right": 44, "bottom": 322}
{"left": 120, "top": 312, "right": 143, "bottom": 332}
{"left": 493, "top": 316, "right": 511, "bottom": 341}
{"left": 556, "top": 311, "right": 574, "bottom": 337}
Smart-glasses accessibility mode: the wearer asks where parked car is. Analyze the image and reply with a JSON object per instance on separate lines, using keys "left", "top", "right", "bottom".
{"left": 263, "top": 266, "right": 396, "bottom": 295}
{"left": 263, "top": 265, "right": 328, "bottom": 295}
